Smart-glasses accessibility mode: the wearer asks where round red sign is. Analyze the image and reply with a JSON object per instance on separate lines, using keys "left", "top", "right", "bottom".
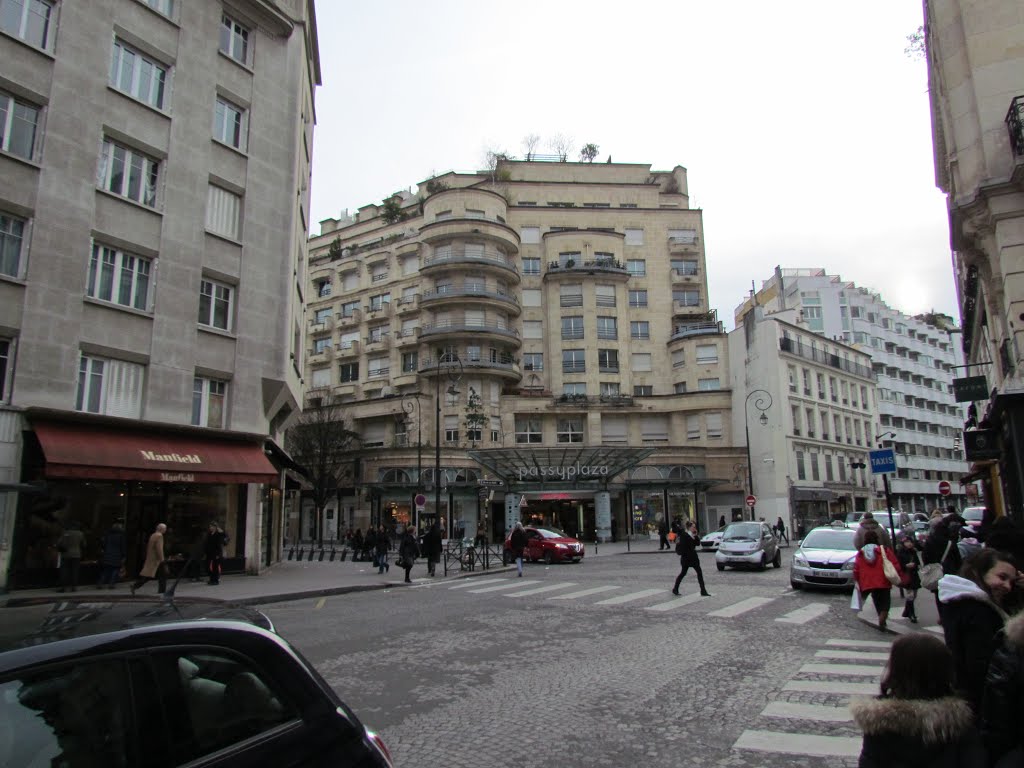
{"left": 938, "top": 481, "right": 951, "bottom": 497}
{"left": 745, "top": 495, "right": 757, "bottom": 508}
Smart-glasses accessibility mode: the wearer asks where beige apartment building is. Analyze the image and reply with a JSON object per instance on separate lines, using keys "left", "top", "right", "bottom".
{"left": 0, "top": 0, "right": 320, "bottom": 589}
{"left": 923, "top": 0, "right": 1024, "bottom": 517}
{"left": 305, "top": 159, "right": 746, "bottom": 543}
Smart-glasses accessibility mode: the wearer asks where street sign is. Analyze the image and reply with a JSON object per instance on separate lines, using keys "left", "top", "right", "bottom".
{"left": 414, "top": 493, "right": 426, "bottom": 512}
{"left": 478, "top": 478, "right": 503, "bottom": 487}
{"left": 965, "top": 483, "right": 979, "bottom": 499}
{"left": 745, "top": 494, "right": 757, "bottom": 508}
{"left": 953, "top": 375, "right": 989, "bottom": 403}
{"left": 518, "top": 495, "right": 528, "bottom": 508}
{"left": 965, "top": 429, "right": 1000, "bottom": 460}
{"left": 938, "top": 480, "right": 952, "bottom": 496}
{"left": 869, "top": 448, "right": 897, "bottom": 475}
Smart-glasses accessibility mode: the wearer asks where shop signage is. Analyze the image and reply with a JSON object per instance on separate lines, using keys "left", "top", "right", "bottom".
{"left": 965, "top": 429, "right": 1000, "bottom": 460}
{"left": 141, "top": 451, "right": 203, "bottom": 464}
{"left": 515, "top": 463, "right": 610, "bottom": 481}
{"left": 540, "top": 492, "right": 573, "bottom": 500}
{"left": 160, "top": 472, "right": 196, "bottom": 482}
{"left": 953, "top": 375, "right": 989, "bottom": 403}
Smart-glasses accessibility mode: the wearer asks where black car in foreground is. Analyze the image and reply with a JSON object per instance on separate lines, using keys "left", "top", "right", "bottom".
{"left": 0, "top": 597, "right": 393, "bottom": 768}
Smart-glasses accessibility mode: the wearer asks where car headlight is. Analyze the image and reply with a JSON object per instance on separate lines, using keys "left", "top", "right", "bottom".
{"left": 841, "top": 558, "right": 856, "bottom": 571}
{"left": 793, "top": 553, "right": 807, "bottom": 566}
{"left": 555, "top": 543, "right": 568, "bottom": 549}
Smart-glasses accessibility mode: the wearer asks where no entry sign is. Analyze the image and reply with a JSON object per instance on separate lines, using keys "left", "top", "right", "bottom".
{"left": 938, "top": 481, "right": 952, "bottom": 496}
{"left": 745, "top": 495, "right": 757, "bottom": 508}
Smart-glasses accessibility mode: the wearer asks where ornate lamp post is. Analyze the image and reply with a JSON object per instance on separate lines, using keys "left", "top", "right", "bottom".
{"left": 402, "top": 391, "right": 423, "bottom": 530}
{"left": 434, "top": 352, "right": 463, "bottom": 534}
{"left": 744, "top": 389, "right": 773, "bottom": 520}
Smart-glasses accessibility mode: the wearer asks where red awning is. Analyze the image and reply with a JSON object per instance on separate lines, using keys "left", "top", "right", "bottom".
{"left": 33, "top": 422, "right": 278, "bottom": 484}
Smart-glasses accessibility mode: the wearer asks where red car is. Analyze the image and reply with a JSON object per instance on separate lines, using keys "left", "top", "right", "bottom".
{"left": 504, "top": 527, "right": 585, "bottom": 564}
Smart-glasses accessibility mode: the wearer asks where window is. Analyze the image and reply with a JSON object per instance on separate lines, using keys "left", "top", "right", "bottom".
{"left": 523, "top": 352, "right": 543, "bottom": 372}
{"left": 597, "top": 316, "right": 617, "bottom": 340}
{"left": 692, "top": 344, "right": 718, "bottom": 365}
{"left": 206, "top": 185, "right": 241, "bottom": 239}
{"left": 628, "top": 290, "right": 647, "bottom": 308}
{"left": 563, "top": 382, "right": 586, "bottom": 396}
{"left": 0, "top": 90, "right": 40, "bottom": 160}
{"left": 310, "top": 367, "right": 330, "bottom": 388}
{"left": 110, "top": 40, "right": 167, "bottom": 109}
{"left": 339, "top": 362, "right": 358, "bottom": 382}
{"left": 803, "top": 369, "right": 812, "bottom": 396}
{"left": 821, "top": 411, "right": 829, "bottom": 439}
{"left": 560, "top": 283, "right": 583, "bottom": 307}
{"left": 519, "top": 289, "right": 541, "bottom": 308}
{"left": 220, "top": 14, "right": 250, "bottom": 64}
{"left": 672, "top": 349, "right": 685, "bottom": 368}
{"left": 368, "top": 355, "right": 388, "bottom": 378}
{"left": 340, "top": 300, "right": 359, "bottom": 318}
{"left": 562, "top": 349, "right": 585, "bottom": 374}
{"left": 0, "top": 0, "right": 53, "bottom": 49}
{"left": 824, "top": 454, "right": 834, "bottom": 481}
{"left": 595, "top": 284, "right": 616, "bottom": 307}
{"left": 557, "top": 417, "right": 583, "bottom": 443}
{"left": 632, "top": 353, "right": 652, "bottom": 372}
{"left": 516, "top": 417, "right": 542, "bottom": 444}
{"left": 402, "top": 351, "right": 418, "bottom": 373}
{"left": 214, "top": 96, "right": 248, "bottom": 150}
{"left": 598, "top": 349, "right": 619, "bottom": 373}
{"left": 624, "top": 228, "right": 643, "bottom": 245}
{"left": 706, "top": 412, "right": 723, "bottom": 439}
{"left": 0, "top": 212, "right": 26, "bottom": 278}
{"left": 192, "top": 376, "right": 226, "bottom": 427}
{"left": 626, "top": 259, "right": 646, "bottom": 276}
{"left": 143, "top": 0, "right": 174, "bottom": 16}
{"left": 810, "top": 453, "right": 820, "bottom": 481}
{"left": 561, "top": 316, "right": 584, "bottom": 340}
{"left": 312, "top": 337, "right": 330, "bottom": 354}
{"left": 788, "top": 365, "right": 797, "bottom": 392}
{"left": 490, "top": 415, "right": 501, "bottom": 443}
{"left": 198, "top": 278, "right": 233, "bottom": 331}
{"left": 806, "top": 408, "right": 815, "bottom": 437}
{"left": 602, "top": 415, "right": 627, "bottom": 444}
{"left": 674, "top": 289, "right": 699, "bottom": 306}
{"left": 522, "top": 320, "right": 542, "bottom": 339}
{"left": 697, "top": 378, "right": 720, "bottom": 390}
{"left": 313, "top": 307, "right": 331, "bottom": 324}
{"left": 520, "top": 227, "right": 540, "bottom": 244}
{"left": 600, "top": 382, "right": 620, "bottom": 397}
{"left": 98, "top": 139, "right": 159, "bottom": 207}
{"left": 369, "top": 292, "right": 390, "bottom": 311}
{"left": 634, "top": 385, "right": 653, "bottom": 396}
{"left": 522, "top": 257, "right": 540, "bottom": 275}
{"left": 76, "top": 355, "right": 144, "bottom": 417}
{"left": 559, "top": 251, "right": 581, "bottom": 267}
{"left": 631, "top": 321, "right": 650, "bottom": 339}
{"left": 640, "top": 415, "right": 668, "bottom": 443}
{"left": 817, "top": 373, "right": 825, "bottom": 399}
{"left": 686, "top": 414, "right": 700, "bottom": 440}
{"left": 796, "top": 450, "right": 806, "bottom": 481}
{"left": 791, "top": 405, "right": 801, "bottom": 435}
{"left": 87, "top": 244, "right": 152, "bottom": 310}
{"left": 0, "top": 338, "right": 10, "bottom": 400}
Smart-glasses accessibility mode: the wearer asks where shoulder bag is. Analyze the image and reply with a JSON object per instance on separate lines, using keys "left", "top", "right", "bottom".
{"left": 881, "top": 548, "right": 902, "bottom": 586}
{"left": 919, "top": 541, "right": 952, "bottom": 592}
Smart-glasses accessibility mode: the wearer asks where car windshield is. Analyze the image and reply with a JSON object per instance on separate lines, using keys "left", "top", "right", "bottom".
{"left": 801, "top": 530, "right": 857, "bottom": 551}
{"left": 962, "top": 508, "right": 984, "bottom": 522}
{"left": 723, "top": 523, "right": 761, "bottom": 541}
{"left": 703, "top": 526, "right": 727, "bottom": 537}
{"left": 537, "top": 528, "right": 570, "bottom": 539}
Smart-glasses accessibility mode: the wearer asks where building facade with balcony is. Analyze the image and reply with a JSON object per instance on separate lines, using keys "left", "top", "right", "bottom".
{"left": 923, "top": 0, "right": 1024, "bottom": 518}
{"left": 729, "top": 308, "right": 879, "bottom": 536}
{"left": 305, "top": 159, "right": 746, "bottom": 542}
{"left": 0, "top": 0, "right": 320, "bottom": 589}
{"left": 735, "top": 268, "right": 969, "bottom": 514}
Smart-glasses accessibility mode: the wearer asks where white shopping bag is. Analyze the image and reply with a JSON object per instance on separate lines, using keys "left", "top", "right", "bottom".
{"left": 850, "top": 587, "right": 861, "bottom": 611}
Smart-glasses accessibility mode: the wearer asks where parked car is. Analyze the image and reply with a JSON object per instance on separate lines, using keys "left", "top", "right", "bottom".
{"left": 846, "top": 511, "right": 929, "bottom": 545}
{"left": 715, "top": 521, "right": 781, "bottom": 571}
{"left": 504, "top": 526, "right": 585, "bottom": 564}
{"left": 699, "top": 525, "right": 728, "bottom": 551}
{"left": 790, "top": 523, "right": 858, "bottom": 590}
{"left": 0, "top": 598, "right": 393, "bottom": 768}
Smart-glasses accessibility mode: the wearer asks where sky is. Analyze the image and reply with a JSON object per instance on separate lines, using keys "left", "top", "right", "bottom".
{"left": 308, "top": 1, "right": 955, "bottom": 329}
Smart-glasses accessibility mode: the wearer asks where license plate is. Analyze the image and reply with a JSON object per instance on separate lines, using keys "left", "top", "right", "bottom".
{"left": 726, "top": 557, "right": 747, "bottom": 563}
{"left": 811, "top": 569, "right": 840, "bottom": 578}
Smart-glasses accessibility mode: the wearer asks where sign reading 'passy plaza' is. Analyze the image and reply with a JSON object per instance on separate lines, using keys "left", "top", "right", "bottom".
{"left": 516, "top": 463, "right": 610, "bottom": 481}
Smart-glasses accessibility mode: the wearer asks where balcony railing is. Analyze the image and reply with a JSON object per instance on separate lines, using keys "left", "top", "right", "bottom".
{"left": 420, "top": 286, "right": 519, "bottom": 306}
{"left": 670, "top": 321, "right": 723, "bottom": 341}
{"left": 419, "top": 321, "right": 520, "bottom": 339}
{"left": 551, "top": 394, "right": 635, "bottom": 408}
{"left": 422, "top": 249, "right": 518, "bottom": 274}
{"left": 779, "top": 336, "right": 876, "bottom": 380}
{"left": 1008, "top": 95, "right": 1024, "bottom": 156}
{"left": 547, "top": 258, "right": 628, "bottom": 275}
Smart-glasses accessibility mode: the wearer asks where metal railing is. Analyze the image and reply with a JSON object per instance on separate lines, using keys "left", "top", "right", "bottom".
{"left": 1008, "top": 95, "right": 1024, "bottom": 156}
{"left": 547, "top": 258, "right": 628, "bottom": 273}
{"left": 423, "top": 250, "right": 518, "bottom": 273}
{"left": 779, "top": 336, "right": 876, "bottom": 380}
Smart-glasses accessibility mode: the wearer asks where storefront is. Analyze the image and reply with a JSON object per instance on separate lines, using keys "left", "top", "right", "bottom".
{"left": 10, "top": 413, "right": 278, "bottom": 589}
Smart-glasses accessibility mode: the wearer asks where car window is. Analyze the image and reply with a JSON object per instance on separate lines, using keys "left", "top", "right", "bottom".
{"left": 0, "top": 659, "right": 133, "bottom": 768}
{"left": 723, "top": 523, "right": 761, "bottom": 540}
{"left": 801, "top": 530, "right": 857, "bottom": 550}
{"left": 962, "top": 509, "right": 984, "bottom": 522}
{"left": 151, "top": 649, "right": 298, "bottom": 764}
{"left": 537, "top": 528, "right": 570, "bottom": 539}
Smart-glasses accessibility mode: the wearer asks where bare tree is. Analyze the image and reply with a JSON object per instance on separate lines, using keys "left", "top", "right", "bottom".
{"left": 286, "top": 400, "right": 362, "bottom": 545}
{"left": 483, "top": 147, "right": 514, "bottom": 183}
{"left": 579, "top": 143, "right": 599, "bottom": 163}
{"left": 548, "top": 134, "right": 574, "bottom": 162}
{"left": 521, "top": 133, "right": 541, "bottom": 161}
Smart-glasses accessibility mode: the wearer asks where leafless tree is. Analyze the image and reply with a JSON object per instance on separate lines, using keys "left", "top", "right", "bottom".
{"left": 548, "top": 134, "right": 574, "bottom": 162}
{"left": 521, "top": 133, "right": 541, "bottom": 161}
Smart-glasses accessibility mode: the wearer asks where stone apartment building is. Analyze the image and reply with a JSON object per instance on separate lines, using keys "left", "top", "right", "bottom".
{"left": 0, "top": 0, "right": 320, "bottom": 589}
{"left": 304, "top": 159, "right": 746, "bottom": 542}
{"left": 923, "top": 0, "right": 1024, "bottom": 517}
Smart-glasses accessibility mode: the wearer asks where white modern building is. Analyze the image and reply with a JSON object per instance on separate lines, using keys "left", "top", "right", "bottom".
{"left": 736, "top": 268, "right": 969, "bottom": 514}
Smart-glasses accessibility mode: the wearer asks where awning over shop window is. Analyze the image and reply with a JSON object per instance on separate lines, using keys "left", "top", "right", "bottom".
{"left": 32, "top": 421, "right": 278, "bottom": 484}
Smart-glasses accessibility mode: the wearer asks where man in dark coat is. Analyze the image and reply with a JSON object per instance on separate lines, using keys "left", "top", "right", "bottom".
{"left": 672, "top": 520, "right": 710, "bottom": 596}
{"left": 658, "top": 519, "right": 670, "bottom": 550}
{"left": 204, "top": 522, "right": 228, "bottom": 585}
{"left": 96, "top": 521, "right": 126, "bottom": 588}
{"left": 423, "top": 521, "right": 443, "bottom": 577}
{"left": 509, "top": 521, "right": 528, "bottom": 577}
{"left": 399, "top": 526, "right": 420, "bottom": 583}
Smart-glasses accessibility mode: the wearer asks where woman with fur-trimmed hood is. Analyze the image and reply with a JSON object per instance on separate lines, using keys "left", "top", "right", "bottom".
{"left": 850, "top": 633, "right": 986, "bottom": 768}
{"left": 982, "top": 605, "right": 1024, "bottom": 764}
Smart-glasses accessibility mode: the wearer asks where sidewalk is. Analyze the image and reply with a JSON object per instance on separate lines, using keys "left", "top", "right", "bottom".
{"left": 4, "top": 539, "right": 670, "bottom": 607}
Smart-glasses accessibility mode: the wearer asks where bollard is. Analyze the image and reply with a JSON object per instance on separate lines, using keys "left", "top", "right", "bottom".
{"left": 287, "top": 547, "right": 295, "bottom": 561}
{"left": 318, "top": 548, "right": 325, "bottom": 561}
{"left": 296, "top": 547, "right": 305, "bottom": 560}
{"left": 307, "top": 548, "right": 315, "bottom": 561}
{"left": 339, "top": 548, "right": 348, "bottom": 562}
{"left": 329, "top": 548, "right": 336, "bottom": 562}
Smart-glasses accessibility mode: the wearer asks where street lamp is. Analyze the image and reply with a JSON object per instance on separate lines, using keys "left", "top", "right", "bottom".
{"left": 401, "top": 391, "right": 423, "bottom": 491}
{"left": 434, "top": 352, "right": 463, "bottom": 535}
{"left": 744, "top": 389, "right": 773, "bottom": 520}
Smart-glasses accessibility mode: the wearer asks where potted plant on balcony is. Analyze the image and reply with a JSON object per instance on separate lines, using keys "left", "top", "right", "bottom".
{"left": 464, "top": 387, "right": 487, "bottom": 447}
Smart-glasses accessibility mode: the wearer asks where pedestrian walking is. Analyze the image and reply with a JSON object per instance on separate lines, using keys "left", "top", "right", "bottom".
{"left": 718, "top": 514, "right": 726, "bottom": 528}
{"left": 96, "top": 521, "right": 126, "bottom": 588}
{"left": 850, "top": 633, "right": 986, "bottom": 768}
{"left": 204, "top": 521, "right": 228, "bottom": 585}
{"left": 365, "top": 526, "right": 378, "bottom": 567}
{"left": 423, "top": 521, "right": 443, "bottom": 577}
{"left": 853, "top": 529, "right": 903, "bottom": 632}
{"left": 398, "top": 526, "right": 420, "bottom": 583}
{"left": 352, "top": 529, "right": 364, "bottom": 561}
{"left": 981, "top": 611, "right": 1024, "bottom": 766}
{"left": 56, "top": 521, "right": 85, "bottom": 593}
{"left": 925, "top": 513, "right": 966, "bottom": 621}
{"left": 775, "top": 517, "right": 789, "bottom": 546}
{"left": 672, "top": 520, "right": 711, "bottom": 597}
{"left": 375, "top": 524, "right": 390, "bottom": 574}
{"left": 658, "top": 518, "right": 670, "bottom": 550}
{"left": 509, "top": 521, "right": 528, "bottom": 577}
{"left": 131, "top": 523, "right": 168, "bottom": 596}
{"left": 854, "top": 511, "right": 893, "bottom": 550}
{"left": 895, "top": 534, "right": 922, "bottom": 623}
{"left": 938, "top": 548, "right": 1018, "bottom": 712}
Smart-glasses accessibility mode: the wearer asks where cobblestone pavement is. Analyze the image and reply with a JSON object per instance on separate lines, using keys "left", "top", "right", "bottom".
{"left": 265, "top": 551, "right": 891, "bottom": 767}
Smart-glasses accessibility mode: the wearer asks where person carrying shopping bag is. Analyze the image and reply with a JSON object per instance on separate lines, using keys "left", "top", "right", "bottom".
{"left": 853, "top": 529, "right": 904, "bottom": 632}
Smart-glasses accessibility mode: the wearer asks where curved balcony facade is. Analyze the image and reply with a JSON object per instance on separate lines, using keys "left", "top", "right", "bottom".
{"left": 419, "top": 219, "right": 520, "bottom": 256}
{"left": 419, "top": 286, "right": 522, "bottom": 316}
{"left": 418, "top": 321, "right": 522, "bottom": 347}
{"left": 421, "top": 186, "right": 509, "bottom": 225}
{"left": 541, "top": 229, "right": 627, "bottom": 282}
{"left": 543, "top": 258, "right": 630, "bottom": 282}
{"left": 419, "top": 354, "right": 522, "bottom": 384}
{"left": 420, "top": 246, "right": 520, "bottom": 284}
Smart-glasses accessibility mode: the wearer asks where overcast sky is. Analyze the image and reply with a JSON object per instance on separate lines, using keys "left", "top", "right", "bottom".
{"left": 308, "top": 1, "right": 953, "bottom": 329}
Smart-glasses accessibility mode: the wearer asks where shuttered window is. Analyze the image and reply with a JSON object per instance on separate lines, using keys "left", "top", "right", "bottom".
{"left": 206, "top": 185, "right": 241, "bottom": 239}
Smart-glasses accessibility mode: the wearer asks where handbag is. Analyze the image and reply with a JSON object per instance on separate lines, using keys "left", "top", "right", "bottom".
{"left": 920, "top": 541, "right": 952, "bottom": 592}
{"left": 850, "top": 587, "right": 862, "bottom": 611}
{"left": 881, "top": 548, "right": 901, "bottom": 586}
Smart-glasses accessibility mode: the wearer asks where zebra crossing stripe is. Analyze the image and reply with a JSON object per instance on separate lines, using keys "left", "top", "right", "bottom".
{"left": 776, "top": 603, "right": 830, "bottom": 624}
{"left": 734, "top": 729, "right": 861, "bottom": 758}
{"left": 784, "top": 680, "right": 878, "bottom": 695}
{"left": 815, "top": 649, "right": 889, "bottom": 662}
{"left": 466, "top": 580, "right": 541, "bottom": 594}
{"left": 504, "top": 583, "right": 578, "bottom": 597}
{"left": 548, "top": 585, "right": 621, "bottom": 600}
{"left": 825, "top": 638, "right": 890, "bottom": 649}
{"left": 760, "top": 701, "right": 852, "bottom": 723}
{"left": 707, "top": 596, "right": 775, "bottom": 618}
{"left": 799, "top": 663, "right": 883, "bottom": 677}
{"left": 646, "top": 592, "right": 706, "bottom": 612}
{"left": 448, "top": 578, "right": 506, "bottom": 590}
{"left": 593, "top": 588, "right": 665, "bottom": 606}
{"left": 926, "top": 625, "right": 944, "bottom": 635}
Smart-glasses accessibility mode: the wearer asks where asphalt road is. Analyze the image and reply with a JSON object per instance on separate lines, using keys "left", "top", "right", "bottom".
{"left": 264, "top": 549, "right": 890, "bottom": 767}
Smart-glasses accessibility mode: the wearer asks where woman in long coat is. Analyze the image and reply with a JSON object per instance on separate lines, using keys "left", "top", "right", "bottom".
{"left": 399, "top": 526, "right": 420, "bottom": 584}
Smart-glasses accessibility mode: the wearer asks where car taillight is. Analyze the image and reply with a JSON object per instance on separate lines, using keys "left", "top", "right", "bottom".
{"left": 366, "top": 730, "right": 394, "bottom": 766}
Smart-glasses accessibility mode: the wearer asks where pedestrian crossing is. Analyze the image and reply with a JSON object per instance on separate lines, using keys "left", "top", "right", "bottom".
{"left": 731, "top": 636, "right": 893, "bottom": 764}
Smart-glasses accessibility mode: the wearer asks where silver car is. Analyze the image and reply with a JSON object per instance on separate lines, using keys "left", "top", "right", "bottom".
{"left": 715, "top": 521, "right": 781, "bottom": 571}
{"left": 700, "top": 525, "right": 728, "bottom": 551}
{"left": 790, "top": 523, "right": 858, "bottom": 590}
